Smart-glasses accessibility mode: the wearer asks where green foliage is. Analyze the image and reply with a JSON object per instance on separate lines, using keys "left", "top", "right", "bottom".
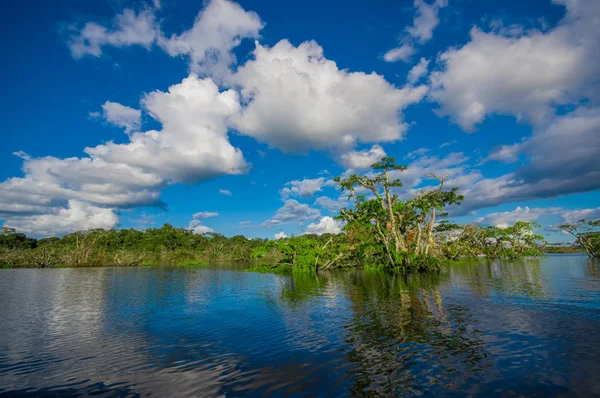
{"left": 557, "top": 220, "right": 600, "bottom": 257}
{"left": 0, "top": 156, "right": 562, "bottom": 272}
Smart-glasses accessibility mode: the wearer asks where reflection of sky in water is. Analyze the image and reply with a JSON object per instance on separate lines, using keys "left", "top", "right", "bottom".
{"left": 0, "top": 256, "right": 599, "bottom": 396}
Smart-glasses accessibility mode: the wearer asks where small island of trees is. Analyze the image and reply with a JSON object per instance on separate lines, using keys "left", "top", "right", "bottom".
{"left": 1, "top": 158, "right": 598, "bottom": 271}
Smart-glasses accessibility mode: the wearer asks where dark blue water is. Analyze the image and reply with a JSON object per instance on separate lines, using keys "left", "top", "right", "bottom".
{"left": 1, "top": 254, "right": 599, "bottom": 397}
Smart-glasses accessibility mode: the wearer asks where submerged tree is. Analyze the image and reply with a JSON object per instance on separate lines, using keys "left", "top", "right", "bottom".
{"left": 334, "top": 157, "right": 463, "bottom": 270}
{"left": 557, "top": 220, "right": 600, "bottom": 258}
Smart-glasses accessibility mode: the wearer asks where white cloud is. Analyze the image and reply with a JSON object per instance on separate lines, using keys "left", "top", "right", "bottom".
{"left": 188, "top": 219, "right": 214, "bottom": 234}
{"left": 0, "top": 74, "right": 248, "bottom": 237}
{"left": 474, "top": 206, "right": 561, "bottom": 228}
{"left": 99, "top": 101, "right": 141, "bottom": 133}
{"left": 68, "top": 0, "right": 262, "bottom": 79}
{"left": 561, "top": 207, "right": 600, "bottom": 224}
{"left": 262, "top": 199, "right": 320, "bottom": 228}
{"left": 383, "top": 44, "right": 415, "bottom": 63}
{"left": 280, "top": 177, "right": 326, "bottom": 199}
{"left": 430, "top": 0, "right": 600, "bottom": 131}
{"left": 274, "top": 231, "right": 287, "bottom": 240}
{"left": 68, "top": 8, "right": 158, "bottom": 58}
{"left": 336, "top": 145, "right": 386, "bottom": 170}
{"left": 404, "top": 147, "right": 430, "bottom": 159}
{"left": 3, "top": 200, "right": 118, "bottom": 237}
{"left": 483, "top": 142, "right": 523, "bottom": 164}
{"left": 87, "top": 75, "right": 248, "bottom": 184}
{"left": 315, "top": 196, "right": 348, "bottom": 213}
{"left": 232, "top": 39, "right": 427, "bottom": 153}
{"left": 158, "top": 0, "right": 263, "bottom": 78}
{"left": 384, "top": 0, "right": 448, "bottom": 63}
{"left": 407, "top": 57, "right": 430, "bottom": 84}
{"left": 439, "top": 140, "right": 457, "bottom": 148}
{"left": 193, "top": 211, "right": 219, "bottom": 219}
{"left": 219, "top": 189, "right": 232, "bottom": 196}
{"left": 408, "top": 0, "right": 448, "bottom": 43}
{"left": 305, "top": 216, "right": 344, "bottom": 235}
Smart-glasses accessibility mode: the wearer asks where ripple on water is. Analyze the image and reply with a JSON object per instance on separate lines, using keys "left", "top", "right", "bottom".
{"left": 0, "top": 257, "right": 599, "bottom": 396}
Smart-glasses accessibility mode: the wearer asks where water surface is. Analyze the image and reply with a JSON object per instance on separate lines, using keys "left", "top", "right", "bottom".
{"left": 1, "top": 255, "right": 599, "bottom": 397}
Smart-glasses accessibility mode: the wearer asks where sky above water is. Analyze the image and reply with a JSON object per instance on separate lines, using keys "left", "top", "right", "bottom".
{"left": 1, "top": 0, "right": 599, "bottom": 242}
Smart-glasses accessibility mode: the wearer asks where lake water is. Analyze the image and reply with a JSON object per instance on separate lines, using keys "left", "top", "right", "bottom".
{"left": 1, "top": 254, "right": 599, "bottom": 397}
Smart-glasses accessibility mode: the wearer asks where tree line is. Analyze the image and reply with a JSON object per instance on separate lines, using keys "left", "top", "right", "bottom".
{"left": 1, "top": 157, "right": 597, "bottom": 271}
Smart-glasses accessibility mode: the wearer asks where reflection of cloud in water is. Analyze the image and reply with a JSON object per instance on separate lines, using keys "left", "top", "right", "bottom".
{"left": 0, "top": 257, "right": 599, "bottom": 396}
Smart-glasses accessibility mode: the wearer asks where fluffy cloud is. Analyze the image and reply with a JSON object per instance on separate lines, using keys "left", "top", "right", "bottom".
{"left": 274, "top": 231, "right": 287, "bottom": 240}
{"left": 68, "top": 8, "right": 158, "bottom": 58}
{"left": 280, "top": 178, "right": 326, "bottom": 199}
{"left": 384, "top": 0, "right": 448, "bottom": 63}
{"left": 561, "top": 207, "right": 600, "bottom": 224}
{"left": 336, "top": 145, "right": 386, "bottom": 170}
{"left": 188, "top": 209, "right": 218, "bottom": 234}
{"left": 3, "top": 200, "right": 118, "bottom": 237}
{"left": 0, "top": 74, "right": 247, "bottom": 237}
{"left": 430, "top": 0, "right": 600, "bottom": 131}
{"left": 408, "top": 0, "right": 448, "bottom": 43}
{"left": 383, "top": 44, "right": 415, "bottom": 63}
{"left": 188, "top": 219, "right": 214, "bottom": 234}
{"left": 158, "top": 0, "right": 263, "bottom": 78}
{"left": 99, "top": 101, "right": 142, "bottom": 133}
{"left": 457, "top": 106, "right": 600, "bottom": 213}
{"left": 407, "top": 58, "right": 430, "bottom": 84}
{"left": 87, "top": 75, "right": 248, "bottom": 184}
{"left": 305, "top": 216, "right": 344, "bottom": 235}
{"left": 68, "top": 0, "right": 262, "bottom": 78}
{"left": 232, "top": 39, "right": 427, "bottom": 152}
{"left": 474, "top": 206, "right": 561, "bottom": 228}
{"left": 261, "top": 200, "right": 320, "bottom": 228}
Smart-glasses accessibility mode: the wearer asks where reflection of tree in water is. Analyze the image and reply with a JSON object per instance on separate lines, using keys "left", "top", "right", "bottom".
{"left": 586, "top": 257, "right": 599, "bottom": 278}
{"left": 446, "top": 257, "right": 546, "bottom": 299}
{"left": 340, "top": 271, "right": 492, "bottom": 396}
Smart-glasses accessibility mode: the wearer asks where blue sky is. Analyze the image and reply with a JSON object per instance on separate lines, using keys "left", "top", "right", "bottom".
{"left": 1, "top": 0, "right": 599, "bottom": 242}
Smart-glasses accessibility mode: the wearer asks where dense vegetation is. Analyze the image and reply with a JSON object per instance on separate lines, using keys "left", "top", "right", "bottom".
{"left": 2, "top": 157, "right": 590, "bottom": 272}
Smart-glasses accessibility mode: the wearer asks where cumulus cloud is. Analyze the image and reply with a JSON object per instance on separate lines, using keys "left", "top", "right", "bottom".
{"left": 188, "top": 219, "right": 214, "bottom": 234}
{"left": 68, "top": 8, "right": 158, "bottom": 58}
{"left": 261, "top": 200, "right": 320, "bottom": 228}
{"left": 408, "top": 0, "right": 448, "bottom": 43}
{"left": 68, "top": 0, "right": 262, "bottom": 78}
{"left": 305, "top": 216, "right": 344, "bottom": 235}
{"left": 158, "top": 0, "right": 263, "bottom": 78}
{"left": 336, "top": 145, "right": 386, "bottom": 170}
{"left": 456, "top": 106, "right": 600, "bottom": 213}
{"left": 188, "top": 209, "right": 219, "bottom": 234}
{"left": 99, "top": 101, "right": 142, "bottom": 133}
{"left": 560, "top": 207, "right": 600, "bottom": 224}
{"left": 430, "top": 0, "right": 600, "bottom": 131}
{"left": 280, "top": 178, "right": 326, "bottom": 199}
{"left": 384, "top": 0, "right": 448, "bottom": 63}
{"left": 3, "top": 200, "right": 118, "bottom": 237}
{"left": 87, "top": 75, "right": 248, "bottom": 184}
{"left": 274, "top": 231, "right": 287, "bottom": 240}
{"left": 0, "top": 74, "right": 248, "bottom": 237}
{"left": 474, "top": 206, "right": 561, "bottom": 228}
{"left": 231, "top": 39, "right": 427, "bottom": 153}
